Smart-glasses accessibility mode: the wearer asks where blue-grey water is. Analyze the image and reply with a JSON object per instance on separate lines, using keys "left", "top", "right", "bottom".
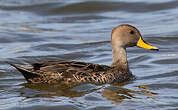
{"left": 0, "top": 0, "right": 178, "bottom": 110}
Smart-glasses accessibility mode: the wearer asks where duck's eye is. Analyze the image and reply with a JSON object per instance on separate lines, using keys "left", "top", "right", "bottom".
{"left": 130, "top": 30, "right": 134, "bottom": 34}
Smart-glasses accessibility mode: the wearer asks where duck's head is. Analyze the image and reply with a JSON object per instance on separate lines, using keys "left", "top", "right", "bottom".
{"left": 111, "top": 24, "right": 159, "bottom": 50}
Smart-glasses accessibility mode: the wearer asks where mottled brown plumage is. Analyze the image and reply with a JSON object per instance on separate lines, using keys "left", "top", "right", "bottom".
{"left": 10, "top": 24, "right": 158, "bottom": 85}
{"left": 11, "top": 61, "right": 132, "bottom": 85}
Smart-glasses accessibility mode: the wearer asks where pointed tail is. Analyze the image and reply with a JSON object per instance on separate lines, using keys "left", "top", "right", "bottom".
{"left": 9, "top": 63, "right": 40, "bottom": 82}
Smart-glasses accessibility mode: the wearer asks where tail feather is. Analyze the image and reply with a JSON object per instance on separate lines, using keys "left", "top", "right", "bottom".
{"left": 9, "top": 63, "right": 40, "bottom": 82}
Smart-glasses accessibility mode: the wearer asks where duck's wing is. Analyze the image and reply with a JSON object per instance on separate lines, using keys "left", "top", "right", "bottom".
{"left": 32, "top": 60, "right": 111, "bottom": 72}
{"left": 11, "top": 60, "right": 112, "bottom": 83}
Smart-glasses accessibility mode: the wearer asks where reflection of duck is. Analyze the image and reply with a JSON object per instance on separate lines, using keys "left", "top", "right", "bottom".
{"left": 102, "top": 85, "right": 158, "bottom": 104}
{"left": 21, "top": 83, "right": 100, "bottom": 98}
{"left": 10, "top": 24, "right": 158, "bottom": 85}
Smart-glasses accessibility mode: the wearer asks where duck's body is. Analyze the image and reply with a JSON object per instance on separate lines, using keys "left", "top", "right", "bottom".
{"left": 11, "top": 60, "right": 132, "bottom": 84}
{"left": 11, "top": 24, "right": 158, "bottom": 85}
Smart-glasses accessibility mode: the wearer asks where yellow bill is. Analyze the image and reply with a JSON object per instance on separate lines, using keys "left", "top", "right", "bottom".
{"left": 136, "top": 37, "right": 159, "bottom": 50}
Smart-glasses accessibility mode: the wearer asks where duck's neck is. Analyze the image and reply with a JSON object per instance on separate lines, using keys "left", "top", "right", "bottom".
{"left": 111, "top": 47, "right": 128, "bottom": 71}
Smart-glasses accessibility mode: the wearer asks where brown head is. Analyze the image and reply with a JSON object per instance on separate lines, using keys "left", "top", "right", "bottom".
{"left": 111, "top": 24, "right": 159, "bottom": 50}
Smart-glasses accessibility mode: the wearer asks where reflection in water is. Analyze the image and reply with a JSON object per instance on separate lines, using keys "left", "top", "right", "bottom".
{"left": 20, "top": 83, "right": 102, "bottom": 98}
{"left": 20, "top": 82, "right": 158, "bottom": 105}
{"left": 102, "top": 84, "right": 158, "bottom": 104}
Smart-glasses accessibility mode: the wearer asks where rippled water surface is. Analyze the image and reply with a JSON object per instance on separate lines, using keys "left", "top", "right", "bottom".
{"left": 0, "top": 0, "right": 178, "bottom": 110}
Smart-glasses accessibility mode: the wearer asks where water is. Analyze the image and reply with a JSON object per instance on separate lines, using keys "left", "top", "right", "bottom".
{"left": 0, "top": 0, "right": 178, "bottom": 109}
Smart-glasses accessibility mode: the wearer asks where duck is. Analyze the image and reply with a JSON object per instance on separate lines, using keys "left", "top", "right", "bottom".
{"left": 10, "top": 24, "right": 159, "bottom": 85}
